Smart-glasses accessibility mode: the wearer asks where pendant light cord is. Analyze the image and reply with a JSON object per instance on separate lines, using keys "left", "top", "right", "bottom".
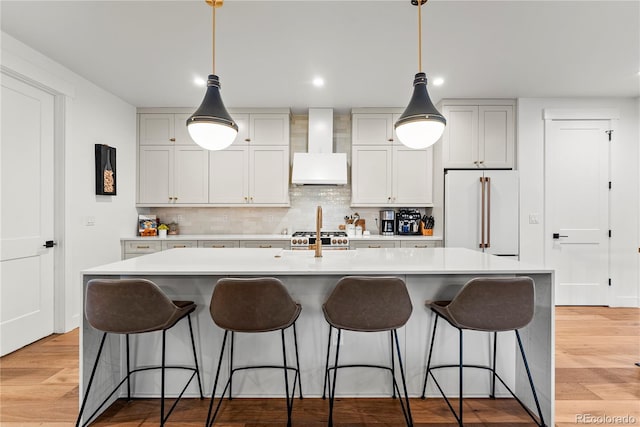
{"left": 418, "top": 0, "right": 422, "bottom": 73}
{"left": 212, "top": 1, "right": 216, "bottom": 74}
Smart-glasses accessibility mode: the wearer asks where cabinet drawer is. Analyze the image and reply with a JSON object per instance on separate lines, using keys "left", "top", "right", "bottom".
{"left": 123, "top": 241, "right": 162, "bottom": 254}
{"left": 239, "top": 240, "right": 290, "bottom": 249}
{"left": 162, "top": 240, "right": 197, "bottom": 250}
{"left": 198, "top": 240, "right": 240, "bottom": 248}
{"left": 400, "top": 240, "right": 441, "bottom": 248}
{"left": 350, "top": 241, "right": 398, "bottom": 249}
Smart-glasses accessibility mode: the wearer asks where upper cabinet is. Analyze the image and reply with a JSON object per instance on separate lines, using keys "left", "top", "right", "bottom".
{"left": 139, "top": 113, "right": 195, "bottom": 146}
{"left": 230, "top": 113, "right": 290, "bottom": 146}
{"left": 351, "top": 109, "right": 433, "bottom": 207}
{"left": 440, "top": 100, "right": 515, "bottom": 169}
{"left": 137, "top": 109, "right": 290, "bottom": 207}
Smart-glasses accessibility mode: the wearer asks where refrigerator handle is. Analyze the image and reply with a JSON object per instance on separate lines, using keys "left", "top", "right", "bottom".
{"left": 479, "top": 177, "right": 485, "bottom": 249}
{"left": 486, "top": 176, "right": 491, "bottom": 248}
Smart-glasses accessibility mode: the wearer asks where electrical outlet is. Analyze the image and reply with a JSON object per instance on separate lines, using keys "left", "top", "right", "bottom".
{"left": 221, "top": 215, "right": 229, "bottom": 222}
{"left": 176, "top": 215, "right": 184, "bottom": 223}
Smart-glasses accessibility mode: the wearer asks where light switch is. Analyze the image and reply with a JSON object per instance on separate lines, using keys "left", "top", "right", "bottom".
{"left": 84, "top": 216, "right": 96, "bottom": 226}
{"left": 528, "top": 214, "right": 540, "bottom": 225}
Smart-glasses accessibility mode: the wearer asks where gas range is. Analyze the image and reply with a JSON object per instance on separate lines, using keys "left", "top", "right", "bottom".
{"left": 291, "top": 231, "right": 349, "bottom": 250}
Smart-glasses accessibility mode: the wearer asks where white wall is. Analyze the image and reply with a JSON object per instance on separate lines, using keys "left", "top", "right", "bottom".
{"left": 1, "top": 33, "right": 137, "bottom": 331}
{"left": 518, "top": 97, "right": 640, "bottom": 307}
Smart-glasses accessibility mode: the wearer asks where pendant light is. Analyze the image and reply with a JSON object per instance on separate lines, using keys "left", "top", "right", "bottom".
{"left": 394, "top": 0, "right": 446, "bottom": 149}
{"left": 186, "top": 0, "right": 238, "bottom": 151}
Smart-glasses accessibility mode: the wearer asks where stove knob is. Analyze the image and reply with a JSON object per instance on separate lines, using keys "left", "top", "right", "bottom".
{"left": 336, "top": 239, "right": 342, "bottom": 244}
{"left": 294, "top": 239, "right": 300, "bottom": 244}
{"left": 303, "top": 239, "right": 308, "bottom": 244}
{"left": 332, "top": 239, "right": 337, "bottom": 244}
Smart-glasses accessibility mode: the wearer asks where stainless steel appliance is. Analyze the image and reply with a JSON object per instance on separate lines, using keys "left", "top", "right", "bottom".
{"left": 396, "top": 209, "right": 421, "bottom": 235}
{"left": 379, "top": 210, "right": 395, "bottom": 236}
{"left": 291, "top": 231, "right": 349, "bottom": 250}
{"left": 444, "top": 170, "right": 519, "bottom": 257}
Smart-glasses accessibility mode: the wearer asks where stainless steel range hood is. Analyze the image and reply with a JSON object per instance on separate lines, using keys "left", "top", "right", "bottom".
{"left": 291, "top": 108, "right": 347, "bottom": 185}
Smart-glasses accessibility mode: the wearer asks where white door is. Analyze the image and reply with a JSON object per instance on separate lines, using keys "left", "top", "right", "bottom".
{"left": 545, "top": 120, "right": 610, "bottom": 305}
{"left": 1, "top": 74, "right": 55, "bottom": 356}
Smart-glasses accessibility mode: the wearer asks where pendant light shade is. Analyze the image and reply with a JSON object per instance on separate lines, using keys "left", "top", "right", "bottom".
{"left": 394, "top": 0, "right": 446, "bottom": 149}
{"left": 394, "top": 72, "right": 446, "bottom": 149}
{"left": 187, "top": 0, "right": 237, "bottom": 151}
{"left": 187, "top": 74, "right": 238, "bottom": 150}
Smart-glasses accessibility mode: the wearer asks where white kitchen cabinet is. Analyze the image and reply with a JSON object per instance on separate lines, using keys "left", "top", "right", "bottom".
{"left": 138, "top": 108, "right": 290, "bottom": 207}
{"left": 350, "top": 240, "right": 398, "bottom": 249}
{"left": 198, "top": 240, "right": 240, "bottom": 248}
{"left": 138, "top": 145, "right": 208, "bottom": 205}
{"left": 162, "top": 240, "right": 197, "bottom": 250}
{"left": 239, "top": 240, "right": 290, "bottom": 249}
{"left": 351, "top": 110, "right": 433, "bottom": 207}
{"left": 121, "top": 240, "right": 162, "bottom": 259}
{"left": 399, "top": 240, "right": 441, "bottom": 248}
{"left": 229, "top": 113, "right": 289, "bottom": 147}
{"left": 441, "top": 101, "right": 515, "bottom": 169}
{"left": 351, "top": 145, "right": 433, "bottom": 207}
{"left": 139, "top": 113, "right": 194, "bottom": 146}
{"left": 209, "top": 145, "right": 289, "bottom": 206}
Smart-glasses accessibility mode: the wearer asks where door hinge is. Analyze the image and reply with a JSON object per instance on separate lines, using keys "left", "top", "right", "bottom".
{"left": 606, "top": 130, "right": 613, "bottom": 141}
{"left": 608, "top": 230, "right": 612, "bottom": 238}
{"left": 608, "top": 278, "right": 612, "bottom": 287}
{"left": 608, "top": 181, "right": 612, "bottom": 190}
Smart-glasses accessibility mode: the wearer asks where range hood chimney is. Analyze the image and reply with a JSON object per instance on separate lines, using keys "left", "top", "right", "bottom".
{"left": 291, "top": 108, "right": 347, "bottom": 185}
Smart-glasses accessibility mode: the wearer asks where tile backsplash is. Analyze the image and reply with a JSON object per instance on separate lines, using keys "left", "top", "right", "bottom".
{"left": 145, "top": 113, "right": 430, "bottom": 235}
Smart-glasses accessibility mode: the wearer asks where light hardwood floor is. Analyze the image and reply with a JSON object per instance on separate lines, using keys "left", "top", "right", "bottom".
{"left": 0, "top": 307, "right": 638, "bottom": 426}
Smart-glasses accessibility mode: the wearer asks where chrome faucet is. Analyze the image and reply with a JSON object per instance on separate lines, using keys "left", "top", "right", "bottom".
{"left": 315, "top": 205, "right": 322, "bottom": 258}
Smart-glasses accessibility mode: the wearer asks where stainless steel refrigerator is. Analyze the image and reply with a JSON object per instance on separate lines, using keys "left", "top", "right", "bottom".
{"left": 444, "top": 170, "right": 519, "bottom": 257}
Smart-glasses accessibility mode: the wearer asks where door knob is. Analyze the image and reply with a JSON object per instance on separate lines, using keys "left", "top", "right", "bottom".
{"left": 43, "top": 240, "right": 57, "bottom": 248}
{"left": 552, "top": 233, "right": 568, "bottom": 239}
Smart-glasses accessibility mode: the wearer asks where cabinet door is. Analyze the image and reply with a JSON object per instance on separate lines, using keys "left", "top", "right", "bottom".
{"left": 139, "top": 114, "right": 175, "bottom": 145}
{"left": 138, "top": 145, "right": 173, "bottom": 204}
{"left": 478, "top": 105, "right": 514, "bottom": 168}
{"left": 198, "top": 240, "right": 240, "bottom": 248}
{"left": 240, "top": 240, "right": 290, "bottom": 249}
{"left": 230, "top": 113, "right": 250, "bottom": 146}
{"left": 351, "top": 146, "right": 392, "bottom": 205}
{"left": 209, "top": 147, "right": 249, "bottom": 204}
{"left": 174, "top": 146, "right": 209, "bottom": 203}
{"left": 352, "top": 114, "right": 393, "bottom": 145}
{"left": 173, "top": 113, "right": 198, "bottom": 146}
{"left": 350, "top": 240, "right": 398, "bottom": 249}
{"left": 162, "top": 240, "right": 197, "bottom": 249}
{"left": 442, "top": 105, "right": 479, "bottom": 168}
{"left": 249, "top": 146, "right": 289, "bottom": 204}
{"left": 392, "top": 146, "right": 433, "bottom": 205}
{"left": 249, "top": 114, "right": 289, "bottom": 145}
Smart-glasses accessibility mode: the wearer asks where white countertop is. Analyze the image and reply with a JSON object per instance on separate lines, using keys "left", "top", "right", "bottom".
{"left": 85, "top": 247, "right": 548, "bottom": 276}
{"left": 120, "top": 234, "right": 443, "bottom": 241}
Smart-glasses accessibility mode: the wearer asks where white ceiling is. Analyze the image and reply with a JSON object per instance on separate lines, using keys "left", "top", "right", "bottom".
{"left": 1, "top": 0, "right": 638, "bottom": 113}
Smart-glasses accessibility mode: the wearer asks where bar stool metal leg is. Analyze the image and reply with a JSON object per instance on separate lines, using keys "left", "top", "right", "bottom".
{"left": 76, "top": 332, "right": 108, "bottom": 427}
{"left": 420, "top": 314, "right": 439, "bottom": 399}
{"left": 392, "top": 329, "right": 413, "bottom": 427}
{"left": 516, "top": 330, "right": 547, "bottom": 427}
{"left": 490, "top": 331, "right": 498, "bottom": 399}
{"left": 280, "top": 329, "right": 293, "bottom": 427}
{"left": 206, "top": 330, "right": 229, "bottom": 427}
{"left": 458, "top": 328, "right": 463, "bottom": 427}
{"left": 125, "top": 334, "right": 131, "bottom": 401}
{"left": 292, "top": 323, "right": 303, "bottom": 399}
{"left": 187, "top": 314, "right": 204, "bottom": 398}
{"left": 322, "top": 325, "right": 332, "bottom": 400}
{"left": 327, "top": 328, "right": 342, "bottom": 427}
{"left": 390, "top": 330, "right": 396, "bottom": 398}
{"left": 228, "top": 331, "right": 234, "bottom": 400}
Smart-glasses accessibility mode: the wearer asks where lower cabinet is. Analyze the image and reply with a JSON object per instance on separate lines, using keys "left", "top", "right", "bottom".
{"left": 400, "top": 240, "right": 442, "bottom": 248}
{"left": 239, "top": 240, "right": 290, "bottom": 249}
{"left": 122, "top": 241, "right": 162, "bottom": 259}
{"left": 350, "top": 240, "right": 399, "bottom": 249}
{"left": 198, "top": 240, "right": 240, "bottom": 248}
{"left": 162, "top": 240, "right": 197, "bottom": 250}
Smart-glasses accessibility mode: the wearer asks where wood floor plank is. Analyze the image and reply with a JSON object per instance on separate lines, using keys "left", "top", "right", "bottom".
{"left": 0, "top": 307, "right": 638, "bottom": 425}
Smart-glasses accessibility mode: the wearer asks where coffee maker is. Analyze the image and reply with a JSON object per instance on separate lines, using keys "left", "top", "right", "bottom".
{"left": 396, "top": 209, "right": 421, "bottom": 235}
{"left": 379, "top": 210, "right": 395, "bottom": 236}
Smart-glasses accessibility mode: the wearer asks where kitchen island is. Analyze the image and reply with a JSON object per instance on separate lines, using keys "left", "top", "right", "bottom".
{"left": 80, "top": 247, "right": 554, "bottom": 424}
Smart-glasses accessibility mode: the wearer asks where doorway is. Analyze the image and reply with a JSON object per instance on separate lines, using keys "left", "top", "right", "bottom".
{"left": 1, "top": 73, "right": 57, "bottom": 355}
{"left": 544, "top": 117, "right": 611, "bottom": 306}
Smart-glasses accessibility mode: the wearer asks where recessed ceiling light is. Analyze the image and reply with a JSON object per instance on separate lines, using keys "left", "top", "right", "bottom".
{"left": 193, "top": 77, "right": 206, "bottom": 87}
{"left": 312, "top": 77, "right": 325, "bottom": 87}
{"left": 432, "top": 77, "right": 445, "bottom": 86}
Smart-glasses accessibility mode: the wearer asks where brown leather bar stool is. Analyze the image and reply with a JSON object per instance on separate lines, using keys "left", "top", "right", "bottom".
{"left": 322, "top": 276, "right": 413, "bottom": 427}
{"left": 76, "top": 278, "right": 203, "bottom": 427}
{"left": 206, "top": 277, "right": 302, "bottom": 427}
{"left": 420, "top": 276, "right": 547, "bottom": 427}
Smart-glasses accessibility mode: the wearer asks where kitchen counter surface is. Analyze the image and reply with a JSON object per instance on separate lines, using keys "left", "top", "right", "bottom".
{"left": 87, "top": 247, "right": 545, "bottom": 275}
{"left": 120, "top": 234, "right": 443, "bottom": 241}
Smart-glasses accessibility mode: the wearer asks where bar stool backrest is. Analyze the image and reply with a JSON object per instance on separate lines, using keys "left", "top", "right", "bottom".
{"left": 85, "top": 278, "right": 185, "bottom": 334}
{"left": 210, "top": 277, "right": 301, "bottom": 332}
{"left": 446, "top": 277, "right": 535, "bottom": 331}
{"left": 323, "top": 276, "right": 412, "bottom": 332}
